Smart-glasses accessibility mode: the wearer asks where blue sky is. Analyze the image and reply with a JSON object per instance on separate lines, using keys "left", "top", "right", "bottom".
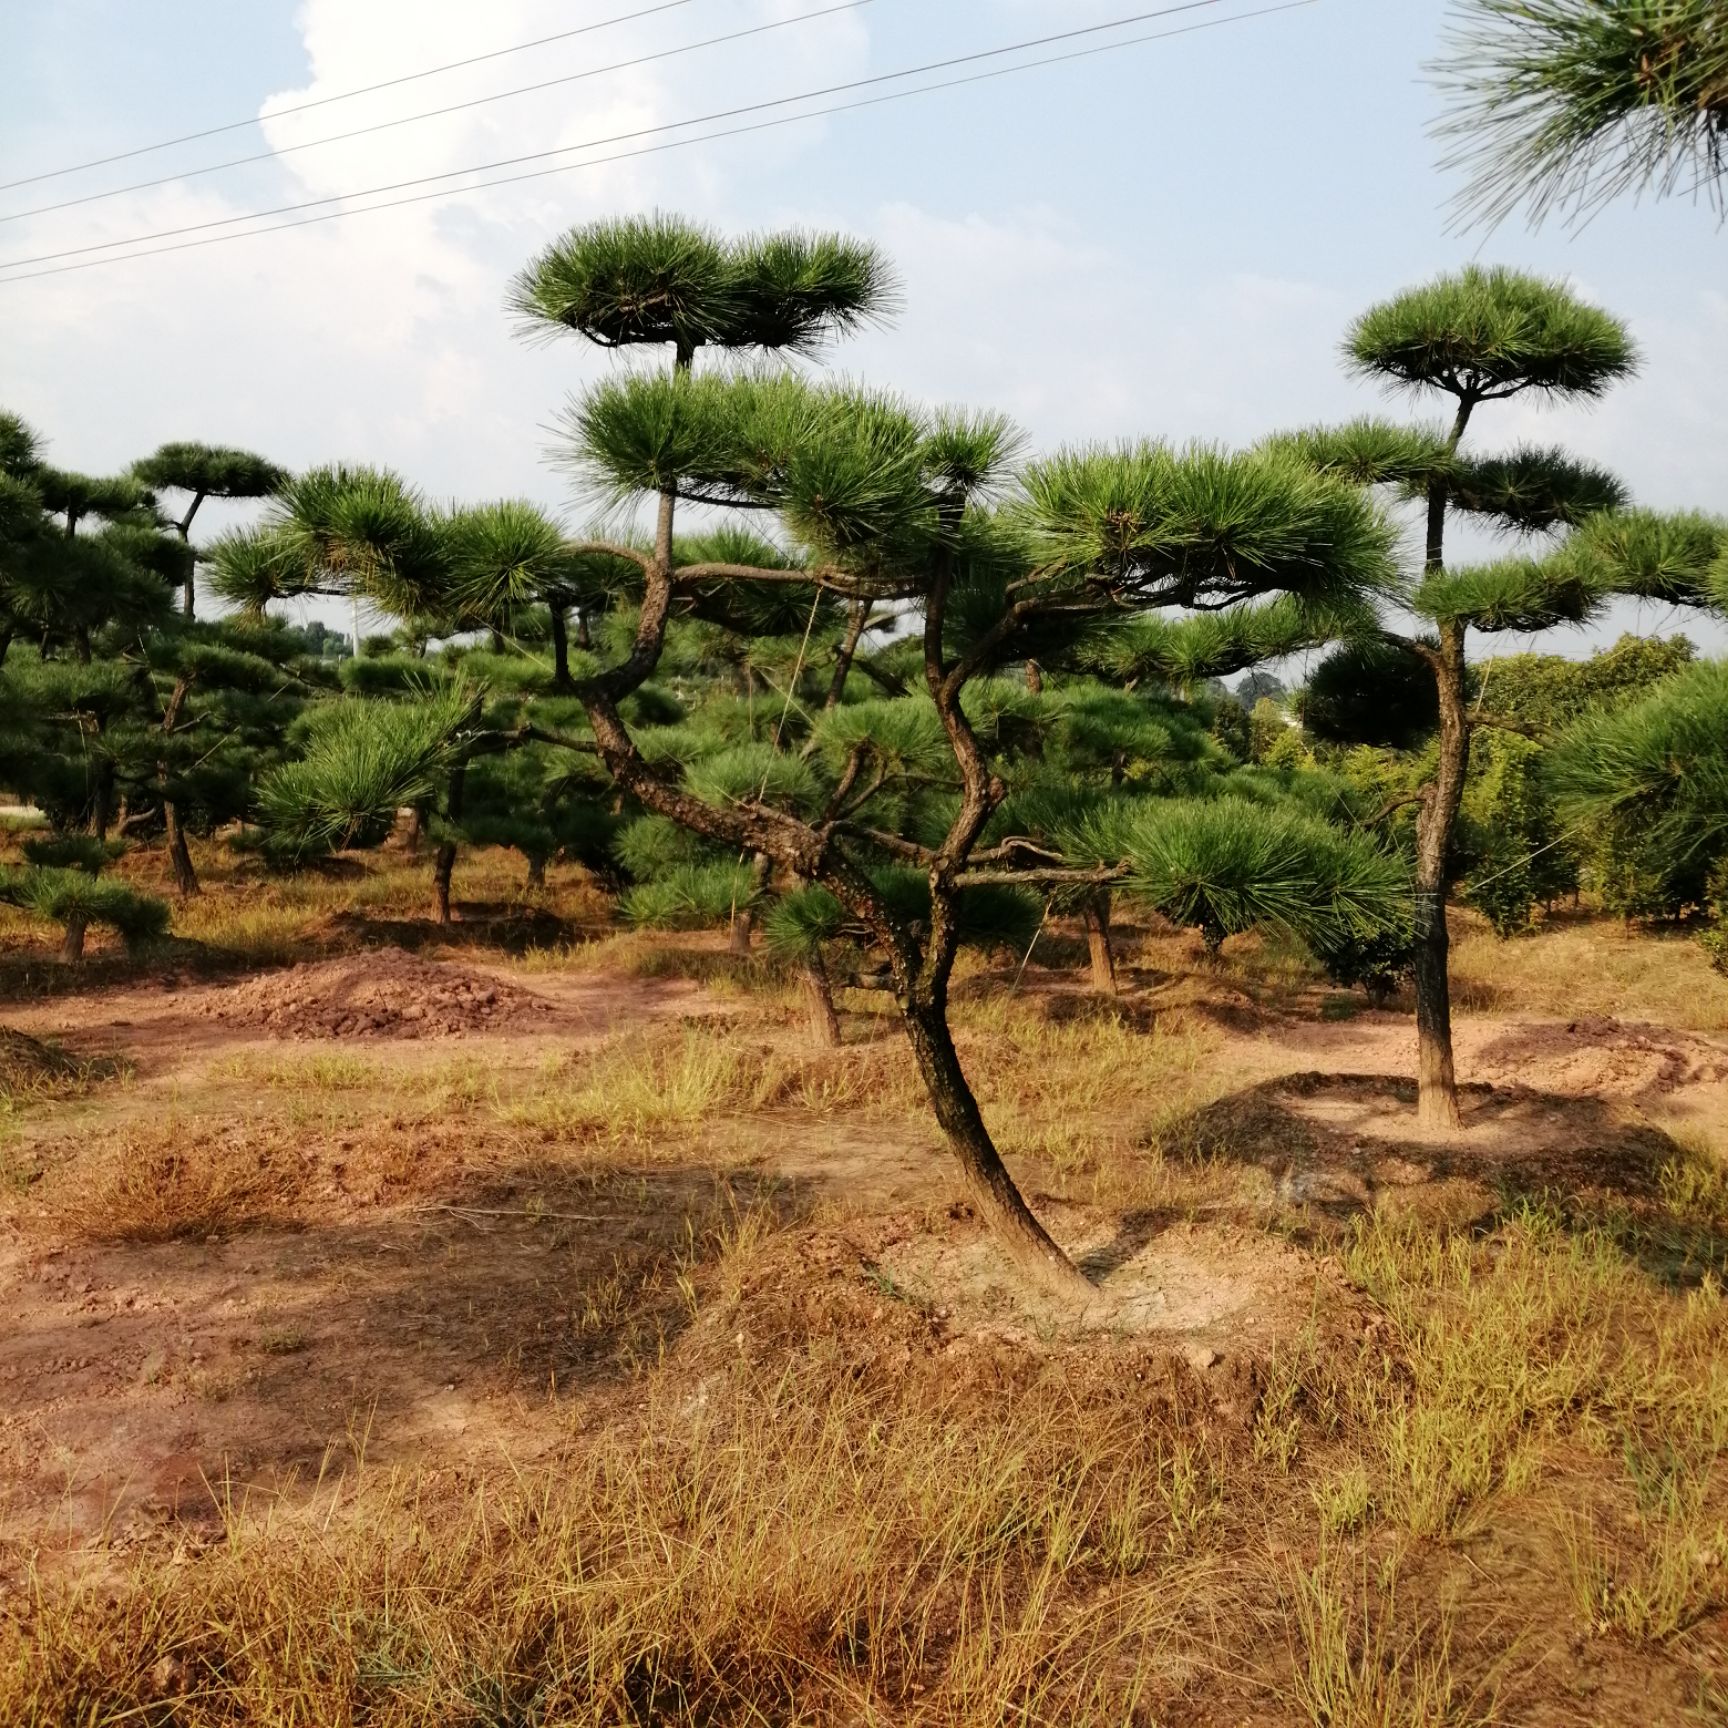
{"left": 2, "top": 0, "right": 1722, "bottom": 653}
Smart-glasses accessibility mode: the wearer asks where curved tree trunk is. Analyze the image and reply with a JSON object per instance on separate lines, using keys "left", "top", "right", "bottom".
{"left": 1082, "top": 891, "right": 1116, "bottom": 995}
{"left": 823, "top": 601, "right": 869, "bottom": 712}
{"left": 899, "top": 996, "right": 1091, "bottom": 1299}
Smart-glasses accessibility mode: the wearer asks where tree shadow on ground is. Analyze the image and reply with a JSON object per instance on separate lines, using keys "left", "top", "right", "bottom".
{"left": 2, "top": 1157, "right": 812, "bottom": 1543}
{"left": 1164, "top": 1071, "right": 1727, "bottom": 1286}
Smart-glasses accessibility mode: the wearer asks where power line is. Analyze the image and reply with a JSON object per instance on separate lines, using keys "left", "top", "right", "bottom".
{"left": 0, "top": 1, "right": 874, "bottom": 227}
{"left": 0, "top": 2, "right": 1318, "bottom": 288}
{"left": 0, "top": 0, "right": 1230, "bottom": 273}
{"left": 0, "top": 0, "right": 715, "bottom": 195}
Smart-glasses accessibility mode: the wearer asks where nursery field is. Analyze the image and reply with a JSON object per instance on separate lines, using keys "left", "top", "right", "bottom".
{"left": 4, "top": 843, "right": 1728, "bottom": 1726}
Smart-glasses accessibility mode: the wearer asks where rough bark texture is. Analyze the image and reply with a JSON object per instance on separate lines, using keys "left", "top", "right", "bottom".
{"left": 433, "top": 843, "right": 457, "bottom": 927}
{"left": 803, "top": 954, "right": 842, "bottom": 1048}
{"left": 1082, "top": 892, "right": 1117, "bottom": 995}
{"left": 165, "top": 803, "right": 200, "bottom": 897}
{"left": 549, "top": 604, "right": 573, "bottom": 691}
{"left": 526, "top": 854, "right": 547, "bottom": 891}
{"left": 823, "top": 602, "right": 869, "bottom": 712}
{"left": 61, "top": 916, "right": 87, "bottom": 965}
{"left": 1413, "top": 621, "right": 1470, "bottom": 1129}
{"left": 1409, "top": 396, "right": 1477, "bottom": 1131}
{"left": 899, "top": 997, "right": 1090, "bottom": 1297}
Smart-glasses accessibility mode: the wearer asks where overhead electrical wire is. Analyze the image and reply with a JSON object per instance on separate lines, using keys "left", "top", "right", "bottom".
{"left": 0, "top": 0, "right": 1231, "bottom": 272}
{"left": 0, "top": 0, "right": 875, "bottom": 226}
{"left": 0, "top": 0, "right": 716, "bottom": 194}
{"left": 0, "top": 1, "right": 1317, "bottom": 288}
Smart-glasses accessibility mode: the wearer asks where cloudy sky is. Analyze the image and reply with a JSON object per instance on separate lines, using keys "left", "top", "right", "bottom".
{"left": 2, "top": 0, "right": 1722, "bottom": 651}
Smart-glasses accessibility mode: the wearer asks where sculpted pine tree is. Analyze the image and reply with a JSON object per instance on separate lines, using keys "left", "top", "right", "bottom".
{"left": 1280, "top": 267, "right": 1636, "bottom": 1126}
{"left": 132, "top": 444, "right": 287, "bottom": 621}
{"left": 1434, "top": 0, "right": 1728, "bottom": 227}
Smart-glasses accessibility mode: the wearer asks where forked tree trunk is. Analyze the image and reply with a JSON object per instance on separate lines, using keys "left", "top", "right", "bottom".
{"left": 899, "top": 995, "right": 1090, "bottom": 1299}
{"left": 164, "top": 802, "right": 200, "bottom": 897}
{"left": 1082, "top": 891, "right": 1116, "bottom": 995}
{"left": 1413, "top": 620, "right": 1470, "bottom": 1130}
{"left": 803, "top": 952, "right": 842, "bottom": 1047}
{"left": 61, "top": 916, "right": 87, "bottom": 964}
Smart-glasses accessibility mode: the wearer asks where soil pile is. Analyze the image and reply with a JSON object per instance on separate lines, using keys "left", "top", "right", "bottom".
{"left": 195, "top": 951, "right": 546, "bottom": 1040}
{"left": 1470, "top": 1016, "right": 1728, "bottom": 1101}
{"left": 0, "top": 1025, "right": 84, "bottom": 1096}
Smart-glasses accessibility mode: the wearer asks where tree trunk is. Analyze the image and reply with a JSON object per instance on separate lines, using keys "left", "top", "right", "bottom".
{"left": 803, "top": 952, "right": 842, "bottom": 1047}
{"left": 549, "top": 603, "right": 573, "bottom": 690}
{"left": 433, "top": 841, "right": 457, "bottom": 927}
{"left": 402, "top": 806, "right": 425, "bottom": 855}
{"left": 1413, "top": 620, "right": 1470, "bottom": 1130}
{"left": 729, "top": 852, "right": 770, "bottom": 955}
{"left": 526, "top": 853, "right": 547, "bottom": 891}
{"left": 61, "top": 915, "right": 87, "bottom": 964}
{"left": 1025, "top": 660, "right": 1044, "bottom": 695}
{"left": 823, "top": 601, "right": 869, "bottom": 712}
{"left": 1082, "top": 891, "right": 1117, "bottom": 995}
{"left": 176, "top": 490, "right": 205, "bottom": 621}
{"left": 574, "top": 609, "right": 592, "bottom": 651}
{"left": 164, "top": 801, "right": 200, "bottom": 897}
{"left": 1408, "top": 397, "right": 1476, "bottom": 1133}
{"left": 899, "top": 996, "right": 1091, "bottom": 1299}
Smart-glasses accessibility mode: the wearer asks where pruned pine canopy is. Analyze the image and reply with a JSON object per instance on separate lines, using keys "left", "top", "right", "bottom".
{"left": 1413, "top": 554, "right": 1602, "bottom": 633}
{"left": 1559, "top": 507, "right": 1728, "bottom": 606}
{"left": 1433, "top": 0, "right": 1728, "bottom": 228}
{"left": 1346, "top": 266, "right": 1638, "bottom": 401}
{"left": 509, "top": 214, "right": 899, "bottom": 359}
{"left": 132, "top": 442, "right": 288, "bottom": 502}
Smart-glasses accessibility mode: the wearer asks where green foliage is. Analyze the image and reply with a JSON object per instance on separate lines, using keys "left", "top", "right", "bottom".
{"left": 1472, "top": 633, "right": 1695, "bottom": 731}
{"left": 1459, "top": 730, "right": 1575, "bottom": 935}
{"left": 1448, "top": 446, "right": 1628, "bottom": 531}
{"left": 510, "top": 214, "right": 897, "bottom": 360}
{"left": 1561, "top": 508, "right": 1728, "bottom": 607}
{"left": 256, "top": 687, "right": 480, "bottom": 859}
{"left": 1414, "top": 555, "right": 1600, "bottom": 633}
{"left": 1263, "top": 417, "right": 1455, "bottom": 487}
{"left": 620, "top": 861, "right": 759, "bottom": 930}
{"left": 21, "top": 834, "right": 123, "bottom": 875}
{"left": 1303, "top": 638, "right": 1440, "bottom": 751}
{"left": 131, "top": 442, "right": 286, "bottom": 503}
{"left": 1548, "top": 658, "right": 1728, "bottom": 918}
{"left": 1019, "top": 443, "right": 1402, "bottom": 610}
{"left": 1434, "top": 0, "right": 1728, "bottom": 226}
{"left": 0, "top": 867, "right": 169, "bottom": 952}
{"left": 1079, "top": 797, "right": 1408, "bottom": 956}
{"left": 1346, "top": 266, "right": 1638, "bottom": 401}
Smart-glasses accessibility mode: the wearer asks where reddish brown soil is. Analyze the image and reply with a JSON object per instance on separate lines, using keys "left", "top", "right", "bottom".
{"left": 190, "top": 950, "right": 549, "bottom": 1040}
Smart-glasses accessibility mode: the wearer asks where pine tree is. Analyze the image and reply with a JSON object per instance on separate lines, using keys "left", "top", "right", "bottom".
{"left": 1278, "top": 266, "right": 1636, "bottom": 1127}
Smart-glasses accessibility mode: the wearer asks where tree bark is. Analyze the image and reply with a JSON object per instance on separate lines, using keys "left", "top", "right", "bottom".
{"left": 823, "top": 601, "right": 869, "bottom": 712}
{"left": 176, "top": 489, "right": 206, "bottom": 619}
{"left": 803, "top": 952, "right": 842, "bottom": 1047}
{"left": 899, "top": 996, "right": 1090, "bottom": 1298}
{"left": 549, "top": 602, "right": 573, "bottom": 690}
{"left": 526, "top": 853, "right": 547, "bottom": 890}
{"left": 1409, "top": 394, "right": 1477, "bottom": 1131}
{"left": 433, "top": 842, "right": 457, "bottom": 927}
{"left": 160, "top": 676, "right": 199, "bottom": 896}
{"left": 165, "top": 802, "right": 200, "bottom": 897}
{"left": 61, "top": 915, "right": 87, "bottom": 964}
{"left": 729, "top": 851, "right": 770, "bottom": 954}
{"left": 1025, "top": 660, "right": 1044, "bottom": 695}
{"left": 1413, "top": 621, "right": 1470, "bottom": 1130}
{"left": 1082, "top": 891, "right": 1117, "bottom": 995}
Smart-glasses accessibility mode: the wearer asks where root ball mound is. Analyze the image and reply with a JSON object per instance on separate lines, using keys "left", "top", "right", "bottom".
{"left": 196, "top": 950, "right": 546, "bottom": 1040}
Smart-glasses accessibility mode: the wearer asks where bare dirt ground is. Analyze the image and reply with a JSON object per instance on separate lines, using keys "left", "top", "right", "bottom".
{"left": 4, "top": 865, "right": 1728, "bottom": 1722}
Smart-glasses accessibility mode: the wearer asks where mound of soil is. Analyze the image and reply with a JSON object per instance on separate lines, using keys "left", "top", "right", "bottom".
{"left": 0, "top": 1025, "right": 83, "bottom": 1095}
{"left": 194, "top": 951, "right": 547, "bottom": 1040}
{"left": 1469, "top": 1016, "right": 1728, "bottom": 1101}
